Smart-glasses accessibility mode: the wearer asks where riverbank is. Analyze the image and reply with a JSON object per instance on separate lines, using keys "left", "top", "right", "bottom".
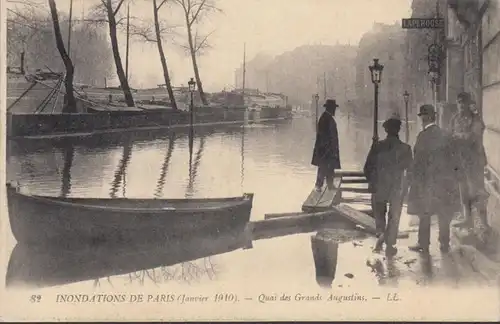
{"left": 7, "top": 107, "right": 292, "bottom": 139}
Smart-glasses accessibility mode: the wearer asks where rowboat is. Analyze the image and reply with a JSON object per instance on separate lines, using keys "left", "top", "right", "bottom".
{"left": 6, "top": 183, "right": 254, "bottom": 247}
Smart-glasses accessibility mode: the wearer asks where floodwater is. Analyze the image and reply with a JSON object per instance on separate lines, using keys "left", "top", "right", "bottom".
{"left": 3, "top": 114, "right": 499, "bottom": 321}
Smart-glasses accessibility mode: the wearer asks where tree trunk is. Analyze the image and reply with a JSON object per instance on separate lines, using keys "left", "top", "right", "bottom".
{"left": 153, "top": 0, "right": 177, "bottom": 110}
{"left": 186, "top": 21, "right": 208, "bottom": 106}
{"left": 106, "top": 0, "right": 135, "bottom": 107}
{"left": 48, "top": 0, "right": 77, "bottom": 113}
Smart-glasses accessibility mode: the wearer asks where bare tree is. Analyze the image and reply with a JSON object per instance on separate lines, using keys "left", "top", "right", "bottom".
{"left": 7, "top": 7, "right": 114, "bottom": 86}
{"left": 96, "top": 0, "right": 135, "bottom": 107}
{"left": 47, "top": 0, "right": 77, "bottom": 113}
{"left": 153, "top": 0, "right": 178, "bottom": 109}
{"left": 133, "top": 0, "right": 178, "bottom": 109}
{"left": 6, "top": 0, "right": 48, "bottom": 72}
{"left": 171, "top": 0, "right": 221, "bottom": 106}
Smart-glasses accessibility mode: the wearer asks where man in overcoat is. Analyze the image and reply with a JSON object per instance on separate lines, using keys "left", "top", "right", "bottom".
{"left": 363, "top": 114, "right": 413, "bottom": 256}
{"left": 312, "top": 99, "right": 341, "bottom": 191}
{"left": 449, "top": 92, "right": 490, "bottom": 232}
{"left": 407, "top": 105, "right": 461, "bottom": 253}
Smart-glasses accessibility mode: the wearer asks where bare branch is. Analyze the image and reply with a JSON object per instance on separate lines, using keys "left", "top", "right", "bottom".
{"left": 7, "top": 0, "right": 34, "bottom": 4}
{"left": 7, "top": 8, "right": 35, "bottom": 23}
{"left": 189, "top": 0, "right": 206, "bottom": 26}
{"left": 194, "top": 30, "right": 213, "bottom": 52}
{"left": 157, "top": 0, "right": 169, "bottom": 11}
{"left": 113, "top": 0, "right": 126, "bottom": 16}
{"left": 173, "top": 0, "right": 189, "bottom": 16}
{"left": 130, "top": 25, "right": 157, "bottom": 42}
{"left": 7, "top": 0, "right": 44, "bottom": 7}
{"left": 116, "top": 17, "right": 127, "bottom": 25}
{"left": 7, "top": 19, "right": 39, "bottom": 31}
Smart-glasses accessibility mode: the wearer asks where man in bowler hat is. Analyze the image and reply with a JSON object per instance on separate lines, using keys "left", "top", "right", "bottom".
{"left": 407, "top": 105, "right": 460, "bottom": 253}
{"left": 311, "top": 99, "right": 341, "bottom": 192}
{"left": 363, "top": 113, "right": 413, "bottom": 256}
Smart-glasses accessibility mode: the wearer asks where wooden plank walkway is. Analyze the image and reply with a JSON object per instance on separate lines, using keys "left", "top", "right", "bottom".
{"left": 302, "top": 177, "right": 342, "bottom": 212}
{"left": 244, "top": 170, "right": 415, "bottom": 242}
{"left": 333, "top": 204, "right": 377, "bottom": 234}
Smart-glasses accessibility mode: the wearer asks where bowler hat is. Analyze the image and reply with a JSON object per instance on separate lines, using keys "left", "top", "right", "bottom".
{"left": 323, "top": 99, "right": 339, "bottom": 109}
{"left": 417, "top": 104, "right": 436, "bottom": 116}
{"left": 383, "top": 113, "right": 402, "bottom": 129}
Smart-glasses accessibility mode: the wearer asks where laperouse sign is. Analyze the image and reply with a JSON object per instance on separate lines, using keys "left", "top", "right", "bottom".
{"left": 402, "top": 18, "right": 445, "bottom": 29}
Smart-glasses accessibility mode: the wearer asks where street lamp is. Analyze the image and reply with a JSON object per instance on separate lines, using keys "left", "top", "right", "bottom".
{"left": 314, "top": 93, "right": 320, "bottom": 132}
{"left": 403, "top": 90, "right": 410, "bottom": 143}
{"left": 428, "top": 44, "right": 441, "bottom": 125}
{"left": 188, "top": 77, "right": 196, "bottom": 125}
{"left": 369, "top": 58, "right": 384, "bottom": 143}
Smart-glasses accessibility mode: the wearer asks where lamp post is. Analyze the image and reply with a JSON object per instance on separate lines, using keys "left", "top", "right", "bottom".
{"left": 428, "top": 44, "right": 441, "bottom": 125}
{"left": 403, "top": 90, "right": 410, "bottom": 143}
{"left": 314, "top": 93, "right": 320, "bottom": 132}
{"left": 188, "top": 77, "right": 196, "bottom": 125}
{"left": 429, "top": 71, "right": 439, "bottom": 122}
{"left": 368, "top": 58, "right": 384, "bottom": 144}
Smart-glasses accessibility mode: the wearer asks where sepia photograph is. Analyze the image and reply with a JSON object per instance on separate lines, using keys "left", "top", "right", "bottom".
{"left": 1, "top": 0, "right": 499, "bottom": 321}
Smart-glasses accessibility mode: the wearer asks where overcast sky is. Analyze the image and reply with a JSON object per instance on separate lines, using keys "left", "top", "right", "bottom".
{"left": 14, "top": 0, "right": 412, "bottom": 91}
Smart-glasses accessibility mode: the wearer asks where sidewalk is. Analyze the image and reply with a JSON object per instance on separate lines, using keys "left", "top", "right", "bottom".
{"left": 399, "top": 206, "right": 500, "bottom": 285}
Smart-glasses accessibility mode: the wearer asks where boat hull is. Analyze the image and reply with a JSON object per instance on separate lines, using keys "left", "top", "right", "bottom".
{"left": 7, "top": 106, "right": 252, "bottom": 138}
{"left": 7, "top": 185, "right": 254, "bottom": 248}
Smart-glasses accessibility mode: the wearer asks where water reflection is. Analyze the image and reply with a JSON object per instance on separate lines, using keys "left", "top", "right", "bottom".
{"left": 311, "top": 235, "right": 339, "bottom": 288}
{"left": 60, "top": 140, "right": 75, "bottom": 198}
{"left": 186, "top": 127, "right": 206, "bottom": 198}
{"left": 109, "top": 140, "right": 133, "bottom": 198}
{"left": 365, "top": 257, "right": 400, "bottom": 287}
{"left": 154, "top": 133, "right": 176, "bottom": 198}
{"left": 418, "top": 254, "right": 434, "bottom": 285}
{"left": 6, "top": 229, "right": 249, "bottom": 289}
{"left": 6, "top": 115, "right": 393, "bottom": 290}
{"left": 240, "top": 123, "right": 245, "bottom": 190}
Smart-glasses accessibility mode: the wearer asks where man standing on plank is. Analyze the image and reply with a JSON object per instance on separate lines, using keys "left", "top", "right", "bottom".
{"left": 311, "top": 99, "right": 341, "bottom": 192}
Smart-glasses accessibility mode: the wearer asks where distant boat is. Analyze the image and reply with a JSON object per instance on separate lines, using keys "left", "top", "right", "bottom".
{"left": 6, "top": 183, "right": 254, "bottom": 247}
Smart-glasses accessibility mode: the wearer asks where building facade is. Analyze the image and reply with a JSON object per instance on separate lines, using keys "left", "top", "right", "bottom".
{"left": 441, "top": 0, "right": 500, "bottom": 237}
{"left": 406, "top": 0, "right": 500, "bottom": 240}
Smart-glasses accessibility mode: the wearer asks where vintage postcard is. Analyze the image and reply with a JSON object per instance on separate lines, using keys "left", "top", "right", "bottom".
{"left": 1, "top": 0, "right": 499, "bottom": 321}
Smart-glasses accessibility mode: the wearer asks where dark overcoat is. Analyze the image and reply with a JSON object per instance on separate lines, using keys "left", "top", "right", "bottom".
{"left": 311, "top": 111, "right": 341, "bottom": 169}
{"left": 363, "top": 136, "right": 413, "bottom": 202}
{"left": 407, "top": 124, "right": 461, "bottom": 216}
{"left": 448, "top": 111, "right": 488, "bottom": 198}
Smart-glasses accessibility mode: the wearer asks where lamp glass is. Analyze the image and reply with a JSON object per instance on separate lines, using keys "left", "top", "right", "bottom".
{"left": 188, "top": 78, "right": 196, "bottom": 92}
{"left": 369, "top": 59, "right": 384, "bottom": 84}
{"left": 403, "top": 91, "right": 409, "bottom": 103}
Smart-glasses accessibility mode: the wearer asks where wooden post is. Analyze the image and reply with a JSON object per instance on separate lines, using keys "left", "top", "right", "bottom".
{"left": 373, "top": 83, "right": 379, "bottom": 143}
{"left": 67, "top": 0, "right": 73, "bottom": 56}
{"left": 242, "top": 43, "right": 246, "bottom": 103}
{"left": 125, "top": 3, "right": 130, "bottom": 81}
{"left": 20, "top": 51, "right": 25, "bottom": 74}
{"left": 323, "top": 72, "right": 327, "bottom": 100}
